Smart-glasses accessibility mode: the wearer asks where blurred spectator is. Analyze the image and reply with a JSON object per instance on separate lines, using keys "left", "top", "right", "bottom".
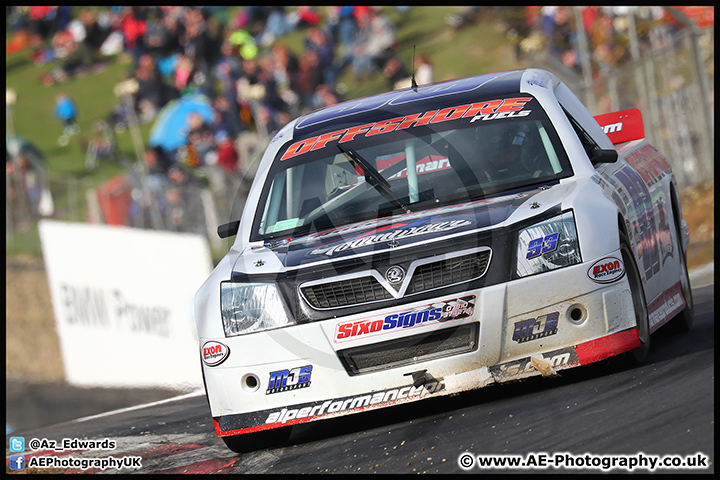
{"left": 327, "top": 6, "right": 357, "bottom": 59}
{"left": 215, "top": 131, "right": 240, "bottom": 174}
{"left": 204, "top": 129, "right": 241, "bottom": 195}
{"left": 382, "top": 56, "right": 410, "bottom": 90}
{"left": 212, "top": 95, "right": 242, "bottom": 139}
{"left": 294, "top": 6, "right": 323, "bottom": 29}
{"left": 416, "top": 54, "right": 434, "bottom": 85}
{"left": 184, "top": 112, "right": 215, "bottom": 167}
{"left": 296, "top": 50, "right": 324, "bottom": 107}
{"left": 117, "top": 7, "right": 147, "bottom": 64}
{"left": 78, "top": 8, "right": 110, "bottom": 53}
{"left": 54, "top": 93, "right": 79, "bottom": 144}
{"left": 348, "top": 8, "right": 397, "bottom": 79}
{"left": 257, "top": 7, "right": 292, "bottom": 46}
{"left": 164, "top": 164, "right": 202, "bottom": 232}
{"left": 305, "top": 27, "right": 336, "bottom": 86}
{"left": 134, "top": 54, "right": 176, "bottom": 123}
{"left": 503, "top": 7, "right": 534, "bottom": 61}
{"left": 28, "top": 6, "right": 57, "bottom": 43}
{"left": 174, "top": 54, "right": 194, "bottom": 92}
{"left": 548, "top": 6, "right": 580, "bottom": 74}
{"left": 143, "top": 146, "right": 171, "bottom": 191}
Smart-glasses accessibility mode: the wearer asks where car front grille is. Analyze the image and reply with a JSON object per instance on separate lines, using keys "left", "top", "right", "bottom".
{"left": 301, "top": 276, "right": 394, "bottom": 309}
{"left": 406, "top": 251, "right": 491, "bottom": 294}
{"left": 337, "top": 323, "right": 479, "bottom": 375}
{"left": 300, "top": 250, "right": 490, "bottom": 310}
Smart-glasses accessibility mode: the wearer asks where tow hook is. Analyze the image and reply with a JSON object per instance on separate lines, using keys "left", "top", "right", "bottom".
{"left": 404, "top": 369, "right": 440, "bottom": 390}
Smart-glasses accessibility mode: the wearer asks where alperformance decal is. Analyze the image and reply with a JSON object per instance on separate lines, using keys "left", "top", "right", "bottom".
{"left": 264, "top": 381, "right": 442, "bottom": 425}
{"left": 335, "top": 296, "right": 475, "bottom": 342}
{"left": 280, "top": 97, "right": 532, "bottom": 161}
{"left": 214, "top": 380, "right": 445, "bottom": 435}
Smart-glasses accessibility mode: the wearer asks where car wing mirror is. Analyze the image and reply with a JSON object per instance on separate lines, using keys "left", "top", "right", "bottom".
{"left": 590, "top": 148, "right": 618, "bottom": 165}
{"left": 218, "top": 220, "right": 240, "bottom": 238}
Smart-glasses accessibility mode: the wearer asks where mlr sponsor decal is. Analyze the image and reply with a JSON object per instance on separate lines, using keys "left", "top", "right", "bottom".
{"left": 202, "top": 341, "right": 230, "bottom": 367}
{"left": 587, "top": 256, "right": 625, "bottom": 283}
{"left": 267, "top": 365, "right": 312, "bottom": 395}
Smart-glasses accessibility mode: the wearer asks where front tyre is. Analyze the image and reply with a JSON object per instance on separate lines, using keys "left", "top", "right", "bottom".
{"left": 669, "top": 219, "right": 694, "bottom": 332}
{"left": 621, "top": 233, "right": 650, "bottom": 364}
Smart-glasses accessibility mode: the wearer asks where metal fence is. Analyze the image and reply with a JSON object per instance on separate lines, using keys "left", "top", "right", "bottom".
{"left": 6, "top": 142, "right": 264, "bottom": 258}
{"left": 543, "top": 7, "right": 714, "bottom": 190}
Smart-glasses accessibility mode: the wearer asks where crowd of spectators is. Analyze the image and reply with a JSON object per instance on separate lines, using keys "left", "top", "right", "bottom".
{"left": 7, "top": 7, "right": 421, "bottom": 170}
{"left": 7, "top": 6, "right": 425, "bottom": 232}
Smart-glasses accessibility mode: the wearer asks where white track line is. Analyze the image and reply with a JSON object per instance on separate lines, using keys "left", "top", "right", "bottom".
{"left": 72, "top": 389, "right": 206, "bottom": 424}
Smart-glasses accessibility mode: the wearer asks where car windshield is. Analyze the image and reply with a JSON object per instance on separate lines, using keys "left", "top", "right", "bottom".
{"left": 252, "top": 95, "right": 572, "bottom": 241}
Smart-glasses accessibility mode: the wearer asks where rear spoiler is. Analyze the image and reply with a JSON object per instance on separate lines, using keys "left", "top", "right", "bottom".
{"left": 594, "top": 108, "right": 645, "bottom": 145}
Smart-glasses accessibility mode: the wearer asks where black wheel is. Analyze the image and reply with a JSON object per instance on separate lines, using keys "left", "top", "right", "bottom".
{"left": 221, "top": 426, "right": 293, "bottom": 454}
{"left": 669, "top": 219, "right": 694, "bottom": 332}
{"left": 621, "top": 233, "right": 650, "bottom": 364}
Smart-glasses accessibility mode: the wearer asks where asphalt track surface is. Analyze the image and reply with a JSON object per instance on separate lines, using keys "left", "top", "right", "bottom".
{"left": 6, "top": 284, "right": 713, "bottom": 474}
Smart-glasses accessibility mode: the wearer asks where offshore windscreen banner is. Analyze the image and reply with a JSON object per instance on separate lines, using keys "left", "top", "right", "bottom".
{"left": 39, "top": 220, "right": 213, "bottom": 389}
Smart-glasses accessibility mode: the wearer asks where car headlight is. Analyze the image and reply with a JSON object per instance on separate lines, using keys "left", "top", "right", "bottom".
{"left": 516, "top": 210, "right": 582, "bottom": 277}
{"left": 220, "top": 282, "right": 293, "bottom": 337}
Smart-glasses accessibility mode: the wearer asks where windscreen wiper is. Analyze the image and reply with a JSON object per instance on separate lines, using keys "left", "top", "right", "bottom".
{"left": 337, "top": 144, "right": 411, "bottom": 214}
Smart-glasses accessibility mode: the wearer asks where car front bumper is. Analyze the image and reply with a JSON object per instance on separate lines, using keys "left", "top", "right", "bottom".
{"left": 201, "top": 252, "right": 640, "bottom": 437}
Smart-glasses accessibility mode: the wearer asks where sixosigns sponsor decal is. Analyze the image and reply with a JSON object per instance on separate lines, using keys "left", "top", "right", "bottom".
{"left": 267, "top": 365, "right": 312, "bottom": 395}
{"left": 202, "top": 341, "right": 230, "bottom": 367}
{"left": 335, "top": 295, "right": 475, "bottom": 342}
{"left": 587, "top": 256, "right": 625, "bottom": 283}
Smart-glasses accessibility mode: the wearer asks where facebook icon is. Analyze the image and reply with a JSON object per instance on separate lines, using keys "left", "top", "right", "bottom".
{"left": 9, "top": 454, "right": 25, "bottom": 470}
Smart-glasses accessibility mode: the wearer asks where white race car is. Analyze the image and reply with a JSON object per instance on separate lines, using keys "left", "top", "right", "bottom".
{"left": 195, "top": 68, "right": 693, "bottom": 453}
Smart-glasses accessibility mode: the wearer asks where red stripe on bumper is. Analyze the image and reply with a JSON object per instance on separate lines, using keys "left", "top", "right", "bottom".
{"left": 575, "top": 329, "right": 641, "bottom": 365}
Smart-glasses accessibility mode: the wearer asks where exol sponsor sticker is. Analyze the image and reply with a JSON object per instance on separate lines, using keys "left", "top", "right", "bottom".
{"left": 267, "top": 365, "right": 313, "bottom": 395}
{"left": 335, "top": 296, "right": 475, "bottom": 342}
{"left": 587, "top": 256, "right": 625, "bottom": 283}
{"left": 202, "top": 341, "right": 230, "bottom": 367}
{"left": 512, "top": 312, "right": 559, "bottom": 343}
